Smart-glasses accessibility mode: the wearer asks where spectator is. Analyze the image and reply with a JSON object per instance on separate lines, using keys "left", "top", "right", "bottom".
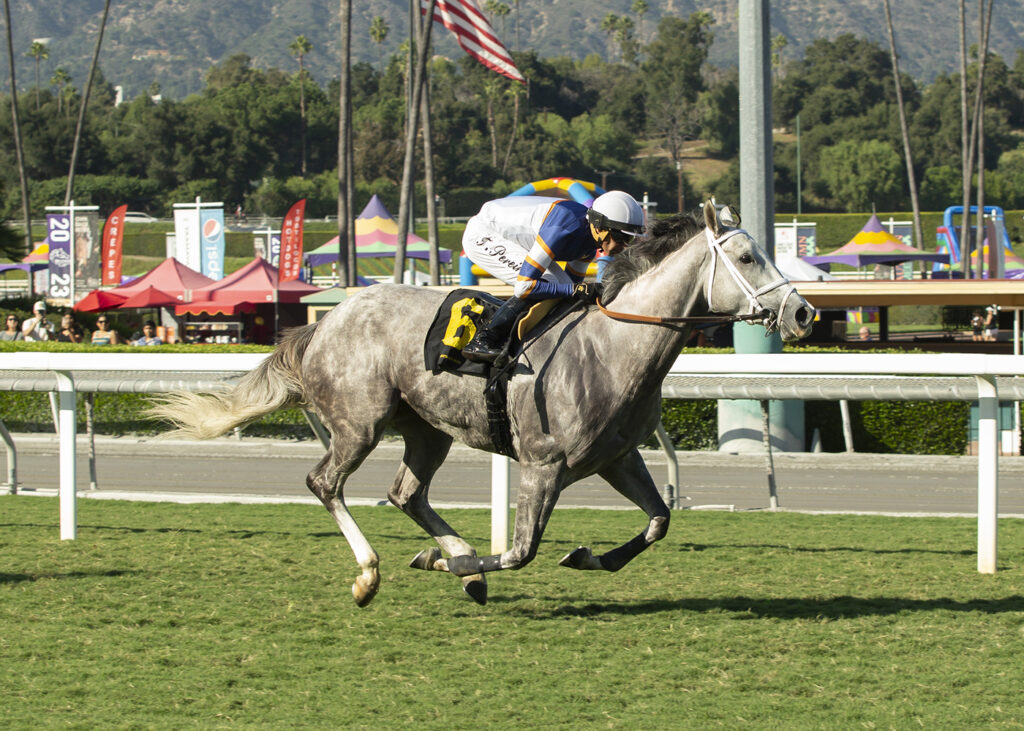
{"left": 984, "top": 305, "right": 999, "bottom": 342}
{"left": 858, "top": 326, "right": 872, "bottom": 342}
{"left": 90, "top": 316, "right": 120, "bottom": 345}
{"left": 56, "top": 313, "right": 85, "bottom": 343}
{"left": 21, "top": 301, "right": 53, "bottom": 341}
{"left": 1, "top": 313, "right": 24, "bottom": 341}
{"left": 133, "top": 321, "right": 163, "bottom": 346}
{"left": 971, "top": 310, "right": 984, "bottom": 342}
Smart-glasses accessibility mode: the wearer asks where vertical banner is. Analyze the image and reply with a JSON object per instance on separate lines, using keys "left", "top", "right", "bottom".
{"left": 279, "top": 199, "right": 306, "bottom": 281}
{"left": 199, "top": 208, "right": 226, "bottom": 280}
{"left": 797, "top": 225, "right": 817, "bottom": 256}
{"left": 74, "top": 212, "right": 101, "bottom": 298}
{"left": 102, "top": 204, "right": 128, "bottom": 285}
{"left": 47, "top": 214, "right": 73, "bottom": 300}
{"left": 774, "top": 225, "right": 796, "bottom": 257}
{"left": 173, "top": 208, "right": 200, "bottom": 271}
{"left": 269, "top": 233, "right": 281, "bottom": 266}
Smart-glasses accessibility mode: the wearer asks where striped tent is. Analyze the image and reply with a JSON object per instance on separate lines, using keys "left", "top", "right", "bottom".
{"left": 804, "top": 214, "right": 946, "bottom": 268}
{"left": 305, "top": 195, "right": 451, "bottom": 268}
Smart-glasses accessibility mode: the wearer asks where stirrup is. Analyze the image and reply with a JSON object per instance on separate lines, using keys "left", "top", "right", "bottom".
{"left": 462, "top": 338, "right": 502, "bottom": 363}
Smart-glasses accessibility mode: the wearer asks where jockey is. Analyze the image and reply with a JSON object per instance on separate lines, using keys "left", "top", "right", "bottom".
{"left": 461, "top": 190, "right": 645, "bottom": 363}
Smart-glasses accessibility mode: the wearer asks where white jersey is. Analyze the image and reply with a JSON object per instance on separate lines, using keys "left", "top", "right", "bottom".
{"left": 471, "top": 196, "right": 561, "bottom": 248}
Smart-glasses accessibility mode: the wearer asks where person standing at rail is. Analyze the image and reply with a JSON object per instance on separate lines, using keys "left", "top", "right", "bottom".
{"left": 21, "top": 301, "right": 53, "bottom": 341}
{"left": 90, "top": 316, "right": 120, "bottom": 345}
{"left": 133, "top": 321, "right": 163, "bottom": 346}
{"left": 460, "top": 190, "right": 646, "bottom": 363}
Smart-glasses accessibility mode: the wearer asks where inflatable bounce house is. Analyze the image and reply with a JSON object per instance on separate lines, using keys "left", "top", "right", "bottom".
{"left": 934, "top": 205, "right": 1023, "bottom": 278}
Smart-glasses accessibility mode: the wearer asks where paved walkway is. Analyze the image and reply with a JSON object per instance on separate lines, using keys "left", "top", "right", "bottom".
{"left": 5, "top": 433, "right": 1024, "bottom": 517}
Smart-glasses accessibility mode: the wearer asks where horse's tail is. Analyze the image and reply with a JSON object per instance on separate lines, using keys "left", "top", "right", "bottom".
{"left": 146, "top": 323, "right": 319, "bottom": 440}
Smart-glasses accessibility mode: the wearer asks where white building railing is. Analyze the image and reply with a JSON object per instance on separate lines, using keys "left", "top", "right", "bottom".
{"left": 2, "top": 351, "right": 1023, "bottom": 574}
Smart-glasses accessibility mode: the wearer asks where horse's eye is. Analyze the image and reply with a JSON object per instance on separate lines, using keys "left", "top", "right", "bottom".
{"left": 739, "top": 253, "right": 754, "bottom": 264}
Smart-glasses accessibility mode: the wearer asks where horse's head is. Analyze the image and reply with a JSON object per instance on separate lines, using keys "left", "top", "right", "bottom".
{"left": 701, "top": 200, "right": 816, "bottom": 342}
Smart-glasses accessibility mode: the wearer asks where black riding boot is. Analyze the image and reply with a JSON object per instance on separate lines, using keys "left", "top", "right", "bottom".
{"left": 462, "top": 296, "right": 530, "bottom": 363}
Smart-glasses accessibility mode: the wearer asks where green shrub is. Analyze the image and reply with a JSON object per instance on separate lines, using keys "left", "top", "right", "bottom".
{"left": 649, "top": 400, "right": 718, "bottom": 451}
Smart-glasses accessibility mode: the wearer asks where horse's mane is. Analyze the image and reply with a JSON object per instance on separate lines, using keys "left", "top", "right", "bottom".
{"left": 600, "top": 213, "right": 704, "bottom": 302}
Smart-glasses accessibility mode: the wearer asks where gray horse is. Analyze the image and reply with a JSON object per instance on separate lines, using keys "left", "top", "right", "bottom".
{"left": 149, "top": 201, "right": 815, "bottom": 607}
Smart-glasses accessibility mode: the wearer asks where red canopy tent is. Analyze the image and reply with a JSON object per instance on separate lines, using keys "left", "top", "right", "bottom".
{"left": 175, "top": 258, "right": 321, "bottom": 315}
{"left": 109, "top": 257, "right": 215, "bottom": 302}
{"left": 117, "top": 285, "right": 180, "bottom": 309}
{"left": 74, "top": 289, "right": 128, "bottom": 312}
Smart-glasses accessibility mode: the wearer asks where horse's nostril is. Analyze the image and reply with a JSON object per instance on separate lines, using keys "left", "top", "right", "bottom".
{"left": 795, "top": 305, "right": 815, "bottom": 327}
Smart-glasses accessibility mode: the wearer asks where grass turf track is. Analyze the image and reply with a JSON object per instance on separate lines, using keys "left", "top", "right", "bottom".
{"left": 2, "top": 497, "right": 1023, "bottom": 728}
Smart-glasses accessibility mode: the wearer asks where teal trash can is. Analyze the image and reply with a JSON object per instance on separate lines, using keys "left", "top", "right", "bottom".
{"left": 968, "top": 400, "right": 1018, "bottom": 455}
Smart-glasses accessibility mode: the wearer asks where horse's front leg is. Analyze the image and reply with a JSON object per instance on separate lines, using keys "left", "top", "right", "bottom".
{"left": 559, "top": 448, "right": 670, "bottom": 572}
{"left": 442, "top": 461, "right": 565, "bottom": 577}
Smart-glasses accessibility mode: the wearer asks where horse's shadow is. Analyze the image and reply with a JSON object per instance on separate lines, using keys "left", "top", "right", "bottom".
{"left": 678, "top": 541, "right": 975, "bottom": 557}
{"left": 503, "top": 594, "right": 1024, "bottom": 620}
{"left": 0, "top": 569, "right": 133, "bottom": 585}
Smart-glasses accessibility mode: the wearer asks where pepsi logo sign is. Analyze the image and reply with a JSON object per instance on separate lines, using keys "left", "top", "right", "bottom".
{"left": 202, "top": 218, "right": 222, "bottom": 241}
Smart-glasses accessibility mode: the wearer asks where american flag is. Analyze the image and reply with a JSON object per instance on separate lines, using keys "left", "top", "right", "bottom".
{"left": 422, "top": 0, "right": 525, "bottom": 84}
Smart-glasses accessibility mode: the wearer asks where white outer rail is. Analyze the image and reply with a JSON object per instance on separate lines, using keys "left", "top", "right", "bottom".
{"left": 664, "top": 353, "right": 1024, "bottom": 575}
{"left": 0, "top": 353, "right": 267, "bottom": 540}
{"left": 2, "top": 352, "right": 1022, "bottom": 573}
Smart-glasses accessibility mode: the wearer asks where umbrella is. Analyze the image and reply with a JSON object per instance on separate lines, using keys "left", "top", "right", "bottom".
{"left": 117, "top": 285, "right": 181, "bottom": 309}
{"left": 73, "top": 289, "right": 128, "bottom": 312}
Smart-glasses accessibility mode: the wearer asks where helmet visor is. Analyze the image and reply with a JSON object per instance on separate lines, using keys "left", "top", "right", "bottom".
{"left": 586, "top": 208, "right": 644, "bottom": 236}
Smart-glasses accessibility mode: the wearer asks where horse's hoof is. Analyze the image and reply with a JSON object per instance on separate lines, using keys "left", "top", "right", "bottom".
{"left": 559, "top": 546, "right": 600, "bottom": 570}
{"left": 462, "top": 574, "right": 487, "bottom": 605}
{"left": 352, "top": 571, "right": 380, "bottom": 608}
{"left": 409, "top": 547, "right": 442, "bottom": 571}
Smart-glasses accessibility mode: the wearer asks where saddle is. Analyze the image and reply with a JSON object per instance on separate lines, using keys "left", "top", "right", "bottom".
{"left": 423, "top": 289, "right": 579, "bottom": 459}
{"left": 423, "top": 289, "right": 571, "bottom": 376}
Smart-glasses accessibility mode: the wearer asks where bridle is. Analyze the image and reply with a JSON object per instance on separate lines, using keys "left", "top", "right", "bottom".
{"left": 596, "top": 226, "right": 799, "bottom": 332}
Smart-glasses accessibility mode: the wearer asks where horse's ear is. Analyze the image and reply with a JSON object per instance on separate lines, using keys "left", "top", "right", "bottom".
{"left": 703, "top": 200, "right": 719, "bottom": 235}
{"left": 720, "top": 204, "right": 740, "bottom": 228}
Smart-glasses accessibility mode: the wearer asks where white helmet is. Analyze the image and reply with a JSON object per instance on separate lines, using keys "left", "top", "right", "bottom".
{"left": 587, "top": 191, "right": 645, "bottom": 237}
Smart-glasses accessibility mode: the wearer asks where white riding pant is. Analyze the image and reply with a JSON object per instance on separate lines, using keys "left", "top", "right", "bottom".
{"left": 462, "top": 216, "right": 574, "bottom": 290}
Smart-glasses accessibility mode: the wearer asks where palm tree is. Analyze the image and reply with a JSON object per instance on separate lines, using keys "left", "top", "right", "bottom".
{"left": 26, "top": 39, "right": 47, "bottom": 110}
{"left": 65, "top": 0, "right": 111, "bottom": 205}
{"left": 289, "top": 35, "right": 312, "bottom": 178}
{"left": 3, "top": 0, "right": 33, "bottom": 259}
{"left": 483, "top": 1, "right": 510, "bottom": 39}
{"left": 369, "top": 15, "right": 389, "bottom": 69}
{"left": 882, "top": 0, "right": 923, "bottom": 265}
{"left": 631, "top": 0, "right": 649, "bottom": 44}
{"left": 50, "top": 65, "right": 71, "bottom": 115}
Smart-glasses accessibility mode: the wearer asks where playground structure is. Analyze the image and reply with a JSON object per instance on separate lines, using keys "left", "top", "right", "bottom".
{"left": 935, "top": 205, "right": 1016, "bottom": 278}
{"left": 508, "top": 177, "right": 605, "bottom": 206}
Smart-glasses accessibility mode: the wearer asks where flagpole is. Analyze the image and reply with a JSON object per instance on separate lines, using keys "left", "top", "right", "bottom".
{"left": 394, "top": 0, "right": 437, "bottom": 284}
{"left": 337, "top": 0, "right": 353, "bottom": 288}
{"left": 419, "top": 4, "right": 441, "bottom": 285}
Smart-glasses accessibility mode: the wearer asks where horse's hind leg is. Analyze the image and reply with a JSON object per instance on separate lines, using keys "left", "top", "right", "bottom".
{"left": 388, "top": 405, "right": 488, "bottom": 604}
{"left": 559, "top": 448, "right": 670, "bottom": 572}
{"left": 306, "top": 424, "right": 388, "bottom": 607}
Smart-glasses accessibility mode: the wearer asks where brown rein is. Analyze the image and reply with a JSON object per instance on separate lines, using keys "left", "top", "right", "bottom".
{"left": 595, "top": 297, "right": 766, "bottom": 326}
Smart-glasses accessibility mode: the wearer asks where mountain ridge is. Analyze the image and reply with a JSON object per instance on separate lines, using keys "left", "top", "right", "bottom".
{"left": 4, "top": 0, "right": 1023, "bottom": 100}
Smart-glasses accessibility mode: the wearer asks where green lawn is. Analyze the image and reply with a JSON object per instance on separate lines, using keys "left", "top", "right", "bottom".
{"left": 3, "top": 498, "right": 1022, "bottom": 728}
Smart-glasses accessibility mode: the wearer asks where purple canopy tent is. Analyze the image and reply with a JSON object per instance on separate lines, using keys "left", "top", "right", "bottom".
{"left": 804, "top": 214, "right": 947, "bottom": 268}
{"left": 305, "top": 195, "right": 453, "bottom": 268}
